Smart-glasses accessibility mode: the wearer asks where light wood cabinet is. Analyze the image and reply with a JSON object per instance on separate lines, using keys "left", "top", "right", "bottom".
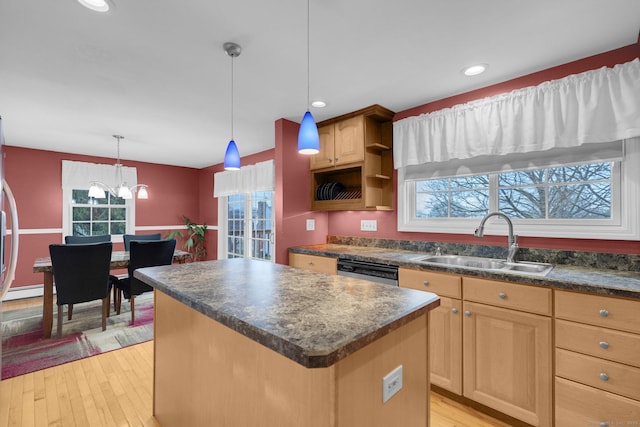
{"left": 310, "top": 105, "right": 394, "bottom": 211}
{"left": 462, "top": 278, "right": 552, "bottom": 427}
{"left": 399, "top": 268, "right": 462, "bottom": 394}
{"left": 288, "top": 252, "right": 337, "bottom": 275}
{"left": 554, "top": 290, "right": 640, "bottom": 427}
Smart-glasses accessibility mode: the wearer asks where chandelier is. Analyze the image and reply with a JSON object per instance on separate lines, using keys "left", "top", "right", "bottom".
{"left": 88, "top": 135, "right": 149, "bottom": 200}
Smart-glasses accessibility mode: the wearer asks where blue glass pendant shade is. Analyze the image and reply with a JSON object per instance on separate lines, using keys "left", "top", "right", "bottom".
{"left": 224, "top": 140, "right": 241, "bottom": 170}
{"left": 298, "top": 111, "right": 320, "bottom": 155}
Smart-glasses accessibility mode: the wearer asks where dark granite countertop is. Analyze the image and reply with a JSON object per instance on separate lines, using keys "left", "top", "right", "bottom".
{"left": 289, "top": 244, "right": 640, "bottom": 300}
{"left": 134, "top": 258, "right": 440, "bottom": 368}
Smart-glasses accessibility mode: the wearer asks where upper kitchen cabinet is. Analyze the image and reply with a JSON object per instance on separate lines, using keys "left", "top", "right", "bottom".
{"left": 310, "top": 104, "right": 394, "bottom": 211}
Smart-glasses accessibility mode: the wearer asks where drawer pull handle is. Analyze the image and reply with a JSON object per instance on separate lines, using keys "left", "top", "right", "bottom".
{"left": 451, "top": 308, "right": 458, "bottom": 314}
{"left": 599, "top": 309, "right": 609, "bottom": 317}
{"left": 599, "top": 341, "right": 609, "bottom": 349}
{"left": 308, "top": 262, "right": 314, "bottom": 266}
{"left": 464, "top": 310, "right": 471, "bottom": 317}
{"left": 423, "top": 281, "right": 429, "bottom": 287}
{"left": 599, "top": 423, "right": 609, "bottom": 427}
{"left": 498, "top": 292, "right": 506, "bottom": 299}
{"left": 599, "top": 372, "right": 609, "bottom": 381}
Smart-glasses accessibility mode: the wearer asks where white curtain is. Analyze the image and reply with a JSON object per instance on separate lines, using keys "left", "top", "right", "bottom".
{"left": 393, "top": 58, "right": 640, "bottom": 169}
{"left": 62, "top": 160, "right": 137, "bottom": 189}
{"left": 213, "top": 160, "right": 274, "bottom": 197}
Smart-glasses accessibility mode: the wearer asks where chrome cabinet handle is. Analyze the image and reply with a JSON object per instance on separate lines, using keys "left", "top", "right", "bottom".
{"left": 599, "top": 422, "right": 609, "bottom": 427}
{"left": 423, "top": 280, "right": 429, "bottom": 287}
{"left": 334, "top": 157, "right": 339, "bottom": 162}
{"left": 451, "top": 308, "right": 458, "bottom": 314}
{"left": 464, "top": 310, "right": 471, "bottom": 317}
{"left": 599, "top": 372, "right": 609, "bottom": 381}
{"left": 599, "top": 309, "right": 609, "bottom": 317}
{"left": 599, "top": 341, "right": 609, "bottom": 349}
{"left": 498, "top": 292, "right": 506, "bottom": 299}
{"left": 307, "top": 261, "right": 314, "bottom": 266}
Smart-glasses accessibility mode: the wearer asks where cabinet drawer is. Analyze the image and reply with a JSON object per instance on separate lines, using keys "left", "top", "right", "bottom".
{"left": 463, "top": 277, "right": 551, "bottom": 316}
{"left": 556, "top": 348, "right": 640, "bottom": 400}
{"left": 288, "top": 253, "right": 337, "bottom": 275}
{"left": 555, "top": 377, "right": 640, "bottom": 427}
{"left": 556, "top": 319, "right": 640, "bottom": 368}
{"left": 555, "top": 290, "right": 640, "bottom": 334}
{"left": 399, "top": 268, "right": 461, "bottom": 298}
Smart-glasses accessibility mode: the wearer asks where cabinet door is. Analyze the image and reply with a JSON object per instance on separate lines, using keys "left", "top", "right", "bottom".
{"left": 288, "top": 253, "right": 337, "bottom": 275}
{"left": 334, "top": 116, "right": 364, "bottom": 166}
{"left": 429, "top": 297, "right": 462, "bottom": 394}
{"left": 310, "top": 124, "right": 335, "bottom": 170}
{"left": 463, "top": 301, "right": 552, "bottom": 427}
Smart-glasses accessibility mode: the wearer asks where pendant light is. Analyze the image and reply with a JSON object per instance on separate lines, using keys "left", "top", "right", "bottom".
{"left": 223, "top": 42, "right": 241, "bottom": 170}
{"left": 297, "top": 0, "right": 320, "bottom": 155}
{"left": 88, "top": 135, "right": 149, "bottom": 200}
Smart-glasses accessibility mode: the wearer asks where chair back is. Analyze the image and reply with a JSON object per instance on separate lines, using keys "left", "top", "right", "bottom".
{"left": 49, "top": 242, "right": 113, "bottom": 306}
{"left": 128, "top": 239, "right": 177, "bottom": 295}
{"left": 65, "top": 234, "right": 111, "bottom": 244}
{"left": 123, "top": 233, "right": 162, "bottom": 251}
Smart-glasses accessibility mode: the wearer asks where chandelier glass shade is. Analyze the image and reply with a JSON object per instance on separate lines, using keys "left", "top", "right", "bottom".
{"left": 88, "top": 135, "right": 149, "bottom": 200}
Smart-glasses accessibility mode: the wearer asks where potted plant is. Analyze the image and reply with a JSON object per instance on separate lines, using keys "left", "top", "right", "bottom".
{"left": 166, "top": 215, "right": 208, "bottom": 261}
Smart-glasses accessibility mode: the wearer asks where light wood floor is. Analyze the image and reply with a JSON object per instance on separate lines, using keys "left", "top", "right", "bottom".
{"left": 1, "top": 298, "right": 511, "bottom": 427}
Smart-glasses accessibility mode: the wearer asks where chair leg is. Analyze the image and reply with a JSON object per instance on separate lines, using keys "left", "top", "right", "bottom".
{"left": 68, "top": 303, "right": 73, "bottom": 320}
{"left": 57, "top": 305, "right": 63, "bottom": 338}
{"left": 130, "top": 295, "right": 135, "bottom": 324}
{"left": 106, "top": 288, "right": 111, "bottom": 318}
{"left": 116, "top": 288, "right": 122, "bottom": 315}
{"left": 102, "top": 297, "right": 108, "bottom": 331}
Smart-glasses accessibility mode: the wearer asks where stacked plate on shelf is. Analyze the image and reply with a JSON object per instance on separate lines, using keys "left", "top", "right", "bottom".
{"left": 316, "top": 182, "right": 345, "bottom": 201}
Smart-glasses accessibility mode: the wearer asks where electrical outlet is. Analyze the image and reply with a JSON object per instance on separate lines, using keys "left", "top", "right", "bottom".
{"left": 360, "top": 219, "right": 377, "bottom": 232}
{"left": 306, "top": 219, "right": 315, "bottom": 231}
{"left": 382, "top": 365, "right": 403, "bottom": 403}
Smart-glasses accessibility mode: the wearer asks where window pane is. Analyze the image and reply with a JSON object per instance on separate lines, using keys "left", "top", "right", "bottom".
{"left": 416, "top": 192, "right": 447, "bottom": 218}
{"left": 72, "top": 207, "right": 90, "bottom": 221}
{"left": 417, "top": 179, "right": 448, "bottom": 192}
{"left": 92, "top": 207, "right": 109, "bottom": 221}
{"left": 450, "top": 191, "right": 488, "bottom": 217}
{"left": 499, "top": 169, "right": 545, "bottom": 186}
{"left": 72, "top": 223, "right": 91, "bottom": 236}
{"left": 111, "top": 208, "right": 126, "bottom": 221}
{"left": 92, "top": 222, "right": 109, "bottom": 235}
{"left": 111, "top": 222, "right": 126, "bottom": 234}
{"left": 72, "top": 189, "right": 90, "bottom": 204}
{"left": 499, "top": 188, "right": 546, "bottom": 218}
{"left": 549, "top": 162, "right": 611, "bottom": 183}
{"left": 110, "top": 195, "right": 126, "bottom": 205}
{"left": 450, "top": 175, "right": 489, "bottom": 190}
{"left": 549, "top": 183, "right": 611, "bottom": 218}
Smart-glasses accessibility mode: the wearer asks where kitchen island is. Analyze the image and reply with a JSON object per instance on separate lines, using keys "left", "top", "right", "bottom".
{"left": 134, "top": 258, "right": 440, "bottom": 427}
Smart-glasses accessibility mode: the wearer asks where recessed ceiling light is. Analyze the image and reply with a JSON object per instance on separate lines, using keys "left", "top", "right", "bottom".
{"left": 77, "top": 0, "right": 110, "bottom": 12}
{"left": 311, "top": 100, "right": 326, "bottom": 108}
{"left": 463, "top": 64, "right": 488, "bottom": 76}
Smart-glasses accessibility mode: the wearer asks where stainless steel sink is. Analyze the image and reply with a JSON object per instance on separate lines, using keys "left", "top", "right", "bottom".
{"left": 412, "top": 254, "right": 553, "bottom": 277}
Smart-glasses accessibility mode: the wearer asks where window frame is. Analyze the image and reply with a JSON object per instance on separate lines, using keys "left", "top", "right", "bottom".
{"left": 217, "top": 191, "right": 275, "bottom": 262}
{"left": 397, "top": 140, "right": 640, "bottom": 240}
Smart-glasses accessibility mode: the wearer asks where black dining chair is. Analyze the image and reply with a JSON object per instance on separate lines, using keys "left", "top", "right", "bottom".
{"left": 123, "top": 233, "right": 162, "bottom": 251}
{"left": 115, "top": 239, "right": 177, "bottom": 324}
{"left": 65, "top": 234, "right": 111, "bottom": 244}
{"left": 49, "top": 242, "right": 113, "bottom": 338}
{"left": 64, "top": 234, "right": 119, "bottom": 314}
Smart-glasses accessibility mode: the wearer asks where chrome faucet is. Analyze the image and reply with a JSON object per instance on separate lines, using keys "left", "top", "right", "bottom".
{"left": 474, "top": 212, "right": 519, "bottom": 263}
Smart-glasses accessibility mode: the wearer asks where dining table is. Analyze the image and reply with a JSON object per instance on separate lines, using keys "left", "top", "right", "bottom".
{"left": 33, "top": 249, "right": 191, "bottom": 338}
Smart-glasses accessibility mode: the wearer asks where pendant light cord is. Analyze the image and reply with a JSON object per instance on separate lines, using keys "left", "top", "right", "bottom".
{"left": 306, "top": 0, "right": 310, "bottom": 110}
{"left": 231, "top": 53, "right": 234, "bottom": 140}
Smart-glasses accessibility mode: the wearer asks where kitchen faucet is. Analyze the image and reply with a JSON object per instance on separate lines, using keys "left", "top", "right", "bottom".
{"left": 474, "top": 212, "right": 519, "bottom": 263}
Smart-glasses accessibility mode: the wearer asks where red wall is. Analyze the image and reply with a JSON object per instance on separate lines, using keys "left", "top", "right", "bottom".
{"left": 327, "top": 43, "right": 640, "bottom": 255}
{"left": 5, "top": 146, "right": 200, "bottom": 288}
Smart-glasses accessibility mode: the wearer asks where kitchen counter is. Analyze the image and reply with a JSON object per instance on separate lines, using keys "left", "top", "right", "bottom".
{"left": 134, "top": 258, "right": 440, "bottom": 426}
{"left": 289, "top": 243, "right": 640, "bottom": 299}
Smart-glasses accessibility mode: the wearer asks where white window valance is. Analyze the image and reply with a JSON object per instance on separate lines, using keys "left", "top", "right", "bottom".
{"left": 213, "top": 160, "right": 274, "bottom": 197}
{"left": 62, "top": 160, "right": 137, "bottom": 189}
{"left": 393, "top": 58, "right": 640, "bottom": 169}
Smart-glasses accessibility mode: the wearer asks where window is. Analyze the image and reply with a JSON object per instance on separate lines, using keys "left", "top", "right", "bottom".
{"left": 221, "top": 191, "right": 274, "bottom": 261}
{"left": 70, "top": 189, "right": 127, "bottom": 236}
{"left": 398, "top": 139, "right": 639, "bottom": 240}
{"left": 62, "top": 160, "right": 137, "bottom": 240}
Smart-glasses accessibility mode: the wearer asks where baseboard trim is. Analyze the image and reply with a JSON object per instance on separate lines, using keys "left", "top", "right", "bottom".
{"left": 3, "top": 284, "right": 49, "bottom": 301}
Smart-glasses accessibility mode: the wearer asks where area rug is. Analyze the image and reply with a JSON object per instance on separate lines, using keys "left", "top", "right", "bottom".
{"left": 1, "top": 292, "right": 154, "bottom": 380}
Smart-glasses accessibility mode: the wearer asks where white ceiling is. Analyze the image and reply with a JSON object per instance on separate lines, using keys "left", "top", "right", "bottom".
{"left": 1, "top": 0, "right": 639, "bottom": 168}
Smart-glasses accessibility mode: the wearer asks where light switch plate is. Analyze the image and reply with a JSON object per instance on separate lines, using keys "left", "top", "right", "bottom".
{"left": 360, "top": 219, "right": 377, "bottom": 232}
{"left": 306, "top": 219, "right": 315, "bottom": 231}
{"left": 382, "top": 365, "right": 403, "bottom": 403}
